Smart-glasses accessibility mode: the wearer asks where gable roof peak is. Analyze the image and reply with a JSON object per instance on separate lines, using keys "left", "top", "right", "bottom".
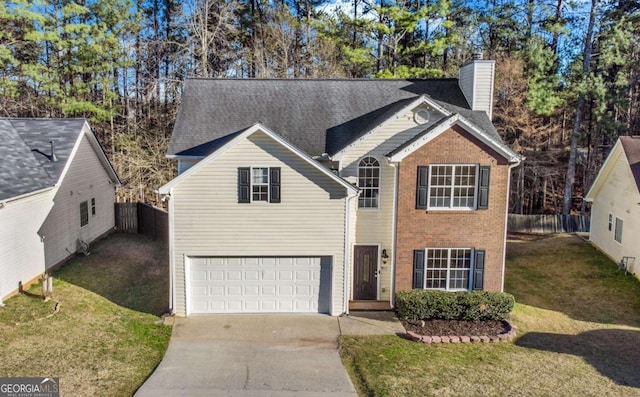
{"left": 0, "top": 118, "right": 119, "bottom": 202}
{"left": 159, "top": 123, "right": 358, "bottom": 196}
{"left": 620, "top": 135, "right": 640, "bottom": 193}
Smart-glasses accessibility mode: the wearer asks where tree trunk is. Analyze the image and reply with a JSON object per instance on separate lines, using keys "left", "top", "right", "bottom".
{"left": 551, "top": 0, "right": 563, "bottom": 56}
{"left": 562, "top": 0, "right": 597, "bottom": 215}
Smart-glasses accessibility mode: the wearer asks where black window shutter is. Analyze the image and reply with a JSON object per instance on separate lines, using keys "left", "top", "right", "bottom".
{"left": 477, "top": 166, "right": 491, "bottom": 210}
{"left": 269, "top": 167, "right": 281, "bottom": 203}
{"left": 238, "top": 167, "right": 250, "bottom": 203}
{"left": 413, "top": 250, "right": 425, "bottom": 289}
{"left": 473, "top": 249, "right": 485, "bottom": 290}
{"left": 416, "top": 166, "right": 429, "bottom": 209}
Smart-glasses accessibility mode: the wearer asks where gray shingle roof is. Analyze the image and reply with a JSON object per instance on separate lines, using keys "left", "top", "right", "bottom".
{"left": 0, "top": 118, "right": 86, "bottom": 201}
{"left": 620, "top": 136, "right": 640, "bottom": 193}
{"left": 169, "top": 79, "right": 503, "bottom": 158}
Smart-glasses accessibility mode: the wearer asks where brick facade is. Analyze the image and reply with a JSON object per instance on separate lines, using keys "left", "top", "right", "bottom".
{"left": 395, "top": 125, "right": 510, "bottom": 293}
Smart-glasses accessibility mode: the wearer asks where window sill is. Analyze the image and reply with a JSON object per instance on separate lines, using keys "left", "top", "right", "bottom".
{"left": 421, "top": 209, "right": 477, "bottom": 214}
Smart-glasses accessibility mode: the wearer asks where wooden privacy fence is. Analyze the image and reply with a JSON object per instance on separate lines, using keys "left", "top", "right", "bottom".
{"left": 115, "top": 202, "right": 168, "bottom": 244}
{"left": 115, "top": 202, "right": 137, "bottom": 232}
{"left": 508, "top": 214, "right": 590, "bottom": 234}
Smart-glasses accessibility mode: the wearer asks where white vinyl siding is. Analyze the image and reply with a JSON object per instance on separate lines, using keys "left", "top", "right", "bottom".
{"left": 0, "top": 190, "right": 54, "bottom": 300}
{"left": 472, "top": 62, "right": 495, "bottom": 118}
{"left": 589, "top": 143, "right": 640, "bottom": 278}
{"left": 171, "top": 130, "right": 350, "bottom": 316}
{"left": 341, "top": 108, "right": 433, "bottom": 301}
{"left": 458, "top": 60, "right": 495, "bottom": 119}
{"left": 39, "top": 132, "right": 116, "bottom": 269}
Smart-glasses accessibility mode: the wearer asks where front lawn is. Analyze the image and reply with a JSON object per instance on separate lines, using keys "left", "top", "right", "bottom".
{"left": 0, "top": 233, "right": 172, "bottom": 396}
{"left": 340, "top": 234, "right": 640, "bottom": 396}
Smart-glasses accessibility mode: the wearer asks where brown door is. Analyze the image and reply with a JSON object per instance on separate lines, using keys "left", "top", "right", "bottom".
{"left": 353, "top": 245, "right": 378, "bottom": 300}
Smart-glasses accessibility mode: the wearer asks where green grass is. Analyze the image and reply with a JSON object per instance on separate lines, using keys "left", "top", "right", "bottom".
{"left": 55, "top": 233, "right": 170, "bottom": 316}
{"left": 340, "top": 234, "right": 640, "bottom": 396}
{"left": 0, "top": 233, "right": 172, "bottom": 396}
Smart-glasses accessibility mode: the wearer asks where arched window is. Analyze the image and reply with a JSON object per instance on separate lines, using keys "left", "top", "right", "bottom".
{"left": 358, "top": 157, "right": 380, "bottom": 208}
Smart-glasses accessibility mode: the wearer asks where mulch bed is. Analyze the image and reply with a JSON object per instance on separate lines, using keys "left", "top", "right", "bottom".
{"left": 402, "top": 319, "right": 508, "bottom": 336}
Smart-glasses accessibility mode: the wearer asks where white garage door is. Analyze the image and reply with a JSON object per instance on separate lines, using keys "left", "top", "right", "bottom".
{"left": 187, "top": 256, "right": 331, "bottom": 314}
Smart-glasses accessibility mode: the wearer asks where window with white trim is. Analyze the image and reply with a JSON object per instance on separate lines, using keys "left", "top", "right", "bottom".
{"left": 80, "top": 201, "right": 89, "bottom": 227}
{"left": 358, "top": 157, "right": 380, "bottom": 208}
{"left": 614, "top": 217, "right": 623, "bottom": 243}
{"left": 238, "top": 167, "right": 281, "bottom": 204}
{"left": 425, "top": 248, "right": 472, "bottom": 290}
{"left": 252, "top": 167, "right": 269, "bottom": 202}
{"left": 608, "top": 213, "right": 613, "bottom": 231}
{"left": 429, "top": 165, "right": 477, "bottom": 209}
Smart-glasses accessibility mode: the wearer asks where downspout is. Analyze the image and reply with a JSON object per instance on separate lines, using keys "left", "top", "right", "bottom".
{"left": 389, "top": 162, "right": 399, "bottom": 308}
{"left": 501, "top": 162, "right": 521, "bottom": 292}
{"left": 162, "top": 190, "right": 175, "bottom": 314}
{"left": 343, "top": 193, "right": 358, "bottom": 316}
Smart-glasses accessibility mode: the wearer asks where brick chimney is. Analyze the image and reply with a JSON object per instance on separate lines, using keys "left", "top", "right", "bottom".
{"left": 458, "top": 52, "right": 496, "bottom": 120}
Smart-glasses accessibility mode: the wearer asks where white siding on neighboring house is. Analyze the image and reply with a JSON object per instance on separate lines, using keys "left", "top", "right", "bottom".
{"left": 340, "top": 107, "right": 429, "bottom": 301}
{"left": 170, "top": 130, "right": 352, "bottom": 316}
{"left": 38, "top": 132, "right": 116, "bottom": 269}
{"left": 0, "top": 190, "right": 54, "bottom": 300}
{"left": 589, "top": 145, "right": 640, "bottom": 277}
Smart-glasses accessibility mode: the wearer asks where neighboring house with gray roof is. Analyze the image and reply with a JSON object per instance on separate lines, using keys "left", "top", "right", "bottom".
{"left": 585, "top": 136, "right": 640, "bottom": 279}
{"left": 159, "top": 57, "right": 521, "bottom": 317}
{"left": 0, "top": 118, "right": 119, "bottom": 304}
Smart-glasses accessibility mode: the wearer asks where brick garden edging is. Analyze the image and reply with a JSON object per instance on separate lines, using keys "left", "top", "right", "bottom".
{"left": 405, "top": 321, "right": 518, "bottom": 344}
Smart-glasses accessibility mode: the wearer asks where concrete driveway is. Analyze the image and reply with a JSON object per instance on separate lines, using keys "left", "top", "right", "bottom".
{"left": 135, "top": 315, "right": 357, "bottom": 396}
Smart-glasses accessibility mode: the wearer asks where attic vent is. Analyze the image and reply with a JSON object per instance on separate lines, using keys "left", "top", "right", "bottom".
{"left": 50, "top": 141, "right": 58, "bottom": 162}
{"left": 472, "top": 52, "right": 483, "bottom": 60}
{"left": 413, "top": 109, "right": 431, "bottom": 125}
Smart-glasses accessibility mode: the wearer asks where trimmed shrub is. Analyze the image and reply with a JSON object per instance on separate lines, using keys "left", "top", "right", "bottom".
{"left": 395, "top": 290, "right": 515, "bottom": 321}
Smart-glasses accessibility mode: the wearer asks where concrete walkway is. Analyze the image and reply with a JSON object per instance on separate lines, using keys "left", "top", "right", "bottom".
{"left": 136, "top": 313, "right": 404, "bottom": 397}
{"left": 339, "top": 311, "right": 406, "bottom": 336}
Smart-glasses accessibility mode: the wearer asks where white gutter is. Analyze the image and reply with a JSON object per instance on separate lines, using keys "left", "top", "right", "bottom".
{"left": 0, "top": 186, "right": 55, "bottom": 206}
{"left": 501, "top": 162, "right": 520, "bottom": 292}
{"left": 343, "top": 193, "right": 358, "bottom": 316}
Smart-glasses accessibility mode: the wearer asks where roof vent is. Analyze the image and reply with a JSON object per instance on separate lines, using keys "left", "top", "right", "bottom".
{"left": 472, "top": 52, "right": 483, "bottom": 60}
{"left": 50, "top": 141, "right": 58, "bottom": 162}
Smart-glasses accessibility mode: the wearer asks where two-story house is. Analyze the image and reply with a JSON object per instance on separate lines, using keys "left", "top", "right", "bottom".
{"left": 158, "top": 56, "right": 521, "bottom": 316}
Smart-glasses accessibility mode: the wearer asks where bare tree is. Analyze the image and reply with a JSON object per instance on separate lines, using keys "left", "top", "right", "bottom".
{"left": 185, "top": 0, "right": 239, "bottom": 77}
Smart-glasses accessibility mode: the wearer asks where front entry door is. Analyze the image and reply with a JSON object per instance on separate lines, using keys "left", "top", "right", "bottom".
{"left": 353, "top": 245, "right": 378, "bottom": 300}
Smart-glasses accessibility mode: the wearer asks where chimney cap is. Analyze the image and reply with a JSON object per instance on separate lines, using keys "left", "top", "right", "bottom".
{"left": 472, "top": 52, "right": 483, "bottom": 60}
